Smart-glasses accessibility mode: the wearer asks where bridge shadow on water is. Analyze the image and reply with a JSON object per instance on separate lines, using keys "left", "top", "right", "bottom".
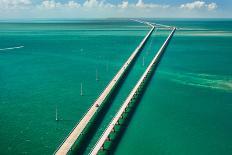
{"left": 69, "top": 30, "right": 174, "bottom": 154}
{"left": 100, "top": 37, "right": 174, "bottom": 154}
{"left": 104, "top": 35, "right": 174, "bottom": 154}
{"left": 104, "top": 64, "right": 159, "bottom": 154}
{"left": 69, "top": 36, "right": 152, "bottom": 155}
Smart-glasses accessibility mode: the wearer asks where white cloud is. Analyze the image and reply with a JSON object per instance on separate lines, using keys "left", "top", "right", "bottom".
{"left": 180, "top": 1, "right": 217, "bottom": 11}
{"left": 118, "top": 1, "right": 129, "bottom": 9}
{"left": 0, "top": 0, "right": 216, "bottom": 11}
{"left": 0, "top": 0, "right": 221, "bottom": 18}
{"left": 135, "top": 0, "right": 169, "bottom": 9}
{"left": 82, "top": 0, "right": 114, "bottom": 9}
{"left": 180, "top": 1, "right": 205, "bottom": 10}
{"left": 39, "top": 0, "right": 81, "bottom": 9}
{"left": 65, "top": 1, "right": 80, "bottom": 8}
{"left": 207, "top": 2, "right": 217, "bottom": 11}
{"left": 83, "top": 0, "right": 99, "bottom": 8}
{"left": 0, "top": 0, "right": 31, "bottom": 9}
{"left": 40, "top": 0, "right": 61, "bottom": 9}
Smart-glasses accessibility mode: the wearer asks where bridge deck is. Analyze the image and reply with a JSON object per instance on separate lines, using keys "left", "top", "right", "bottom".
{"left": 90, "top": 27, "right": 176, "bottom": 155}
{"left": 55, "top": 21, "right": 155, "bottom": 155}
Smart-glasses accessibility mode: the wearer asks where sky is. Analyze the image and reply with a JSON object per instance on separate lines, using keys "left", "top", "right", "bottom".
{"left": 0, "top": 0, "right": 231, "bottom": 19}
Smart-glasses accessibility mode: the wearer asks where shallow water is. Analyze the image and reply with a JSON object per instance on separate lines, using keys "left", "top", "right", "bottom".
{"left": 0, "top": 19, "right": 232, "bottom": 155}
{"left": 114, "top": 19, "right": 232, "bottom": 155}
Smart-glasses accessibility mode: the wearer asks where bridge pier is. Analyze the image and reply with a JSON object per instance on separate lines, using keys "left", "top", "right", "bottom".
{"left": 55, "top": 20, "right": 155, "bottom": 155}
{"left": 90, "top": 27, "right": 176, "bottom": 155}
{"left": 106, "top": 136, "right": 111, "bottom": 141}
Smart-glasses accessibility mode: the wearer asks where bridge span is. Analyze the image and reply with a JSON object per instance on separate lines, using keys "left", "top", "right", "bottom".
{"left": 55, "top": 21, "right": 155, "bottom": 155}
{"left": 90, "top": 27, "right": 176, "bottom": 155}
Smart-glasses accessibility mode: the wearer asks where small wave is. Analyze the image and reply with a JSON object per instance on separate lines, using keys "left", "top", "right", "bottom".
{"left": 0, "top": 46, "right": 24, "bottom": 51}
{"left": 159, "top": 71, "right": 232, "bottom": 92}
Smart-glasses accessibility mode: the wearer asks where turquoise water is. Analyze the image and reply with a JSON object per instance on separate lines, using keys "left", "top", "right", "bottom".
{"left": 0, "top": 20, "right": 148, "bottom": 154}
{"left": 115, "top": 19, "right": 232, "bottom": 155}
{"left": 82, "top": 29, "right": 172, "bottom": 154}
{"left": 0, "top": 19, "right": 232, "bottom": 155}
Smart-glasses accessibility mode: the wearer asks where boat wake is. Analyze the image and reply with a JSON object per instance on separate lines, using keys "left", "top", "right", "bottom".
{"left": 0, "top": 46, "right": 24, "bottom": 51}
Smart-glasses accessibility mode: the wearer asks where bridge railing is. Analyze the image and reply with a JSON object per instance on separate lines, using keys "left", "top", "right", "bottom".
{"left": 55, "top": 21, "right": 155, "bottom": 155}
{"left": 90, "top": 27, "right": 176, "bottom": 155}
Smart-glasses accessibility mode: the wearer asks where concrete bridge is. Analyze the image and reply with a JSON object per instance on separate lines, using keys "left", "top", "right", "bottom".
{"left": 90, "top": 27, "right": 176, "bottom": 155}
{"left": 55, "top": 20, "right": 155, "bottom": 155}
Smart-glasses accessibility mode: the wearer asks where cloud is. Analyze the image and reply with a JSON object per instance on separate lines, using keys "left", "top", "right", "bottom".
{"left": 118, "top": 1, "right": 129, "bottom": 9}
{"left": 40, "top": 0, "right": 61, "bottom": 9}
{"left": 0, "top": 0, "right": 216, "bottom": 11}
{"left": 0, "top": 0, "right": 31, "bottom": 9}
{"left": 207, "top": 3, "right": 217, "bottom": 11}
{"left": 38, "top": 0, "right": 112, "bottom": 9}
{"left": 82, "top": 0, "right": 114, "bottom": 8}
{"left": 66, "top": 1, "right": 80, "bottom": 8}
{"left": 38, "top": 0, "right": 81, "bottom": 9}
{"left": 117, "top": 0, "right": 169, "bottom": 9}
{"left": 0, "top": 0, "right": 221, "bottom": 18}
{"left": 135, "top": 0, "right": 169, "bottom": 9}
{"left": 180, "top": 1, "right": 205, "bottom": 10}
{"left": 83, "top": 0, "right": 99, "bottom": 8}
{"left": 180, "top": 1, "right": 217, "bottom": 11}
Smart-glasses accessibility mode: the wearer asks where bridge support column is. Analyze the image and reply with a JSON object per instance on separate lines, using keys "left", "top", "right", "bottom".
{"left": 125, "top": 107, "right": 128, "bottom": 112}
{"left": 101, "top": 144, "right": 105, "bottom": 151}
{"left": 106, "top": 136, "right": 111, "bottom": 141}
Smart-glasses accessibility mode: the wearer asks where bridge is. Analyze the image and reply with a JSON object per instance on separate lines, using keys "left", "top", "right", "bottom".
{"left": 90, "top": 27, "right": 176, "bottom": 155}
{"left": 55, "top": 20, "right": 155, "bottom": 155}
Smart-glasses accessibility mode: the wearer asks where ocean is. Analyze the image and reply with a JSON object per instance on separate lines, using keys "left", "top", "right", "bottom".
{"left": 0, "top": 19, "right": 231, "bottom": 155}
